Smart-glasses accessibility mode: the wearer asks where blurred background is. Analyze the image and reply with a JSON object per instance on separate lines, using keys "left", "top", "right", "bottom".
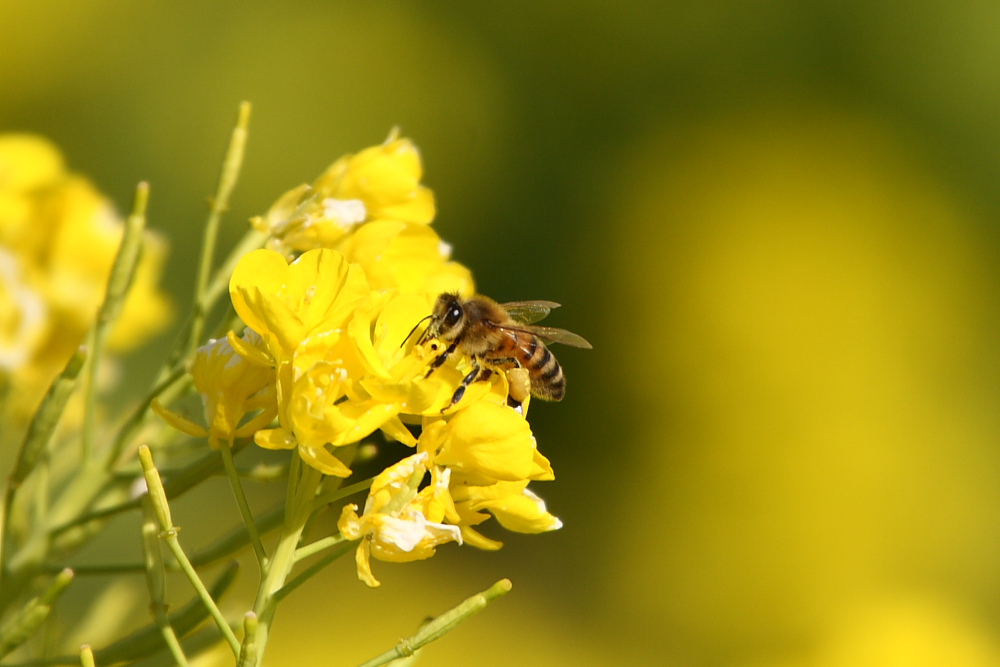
{"left": 5, "top": 1, "right": 1000, "bottom": 665}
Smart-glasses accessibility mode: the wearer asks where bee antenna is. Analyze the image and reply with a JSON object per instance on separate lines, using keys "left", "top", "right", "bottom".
{"left": 401, "top": 314, "right": 433, "bottom": 348}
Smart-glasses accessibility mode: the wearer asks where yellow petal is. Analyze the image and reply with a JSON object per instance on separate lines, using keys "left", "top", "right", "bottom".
{"left": 233, "top": 407, "right": 278, "bottom": 439}
{"left": 298, "top": 444, "right": 353, "bottom": 477}
{"left": 229, "top": 248, "right": 369, "bottom": 359}
{"left": 477, "top": 488, "right": 563, "bottom": 534}
{"left": 254, "top": 427, "right": 297, "bottom": 451}
{"left": 286, "top": 249, "right": 370, "bottom": 334}
{"left": 435, "top": 402, "right": 537, "bottom": 483}
{"left": 0, "top": 134, "right": 64, "bottom": 190}
{"left": 530, "top": 449, "right": 555, "bottom": 481}
{"left": 317, "top": 135, "right": 436, "bottom": 225}
{"left": 290, "top": 377, "right": 399, "bottom": 449}
{"left": 355, "top": 538, "right": 380, "bottom": 588}
{"left": 379, "top": 415, "right": 418, "bottom": 446}
{"left": 337, "top": 504, "right": 365, "bottom": 540}
{"left": 230, "top": 250, "right": 304, "bottom": 354}
{"left": 459, "top": 526, "right": 504, "bottom": 551}
{"left": 337, "top": 221, "right": 471, "bottom": 294}
{"left": 226, "top": 329, "right": 273, "bottom": 367}
{"left": 150, "top": 399, "right": 208, "bottom": 438}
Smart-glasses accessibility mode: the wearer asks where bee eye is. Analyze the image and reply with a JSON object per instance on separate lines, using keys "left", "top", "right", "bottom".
{"left": 444, "top": 304, "right": 463, "bottom": 328}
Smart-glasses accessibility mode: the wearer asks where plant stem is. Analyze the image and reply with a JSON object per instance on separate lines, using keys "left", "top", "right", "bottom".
{"left": 1, "top": 348, "right": 86, "bottom": 573}
{"left": 82, "top": 182, "right": 149, "bottom": 461}
{"left": 273, "top": 538, "right": 353, "bottom": 604}
{"left": 293, "top": 534, "right": 346, "bottom": 563}
{"left": 219, "top": 439, "right": 268, "bottom": 571}
{"left": 106, "top": 364, "right": 189, "bottom": 468}
{"left": 250, "top": 463, "right": 323, "bottom": 666}
{"left": 355, "top": 579, "right": 513, "bottom": 667}
{"left": 0, "top": 568, "right": 74, "bottom": 659}
{"left": 188, "top": 102, "right": 251, "bottom": 357}
{"left": 310, "top": 477, "right": 374, "bottom": 511}
{"left": 138, "top": 446, "right": 240, "bottom": 657}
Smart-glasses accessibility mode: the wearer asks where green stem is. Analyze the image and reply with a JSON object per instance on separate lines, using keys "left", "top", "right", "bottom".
{"left": 83, "top": 182, "right": 149, "bottom": 461}
{"left": 273, "top": 538, "right": 353, "bottom": 604}
{"left": 105, "top": 364, "right": 190, "bottom": 469}
{"left": 251, "top": 463, "right": 323, "bottom": 666}
{"left": 151, "top": 620, "right": 188, "bottom": 667}
{"left": 355, "top": 579, "right": 513, "bottom": 667}
{"left": 1, "top": 348, "right": 86, "bottom": 571}
{"left": 161, "top": 538, "right": 238, "bottom": 656}
{"left": 8, "top": 564, "right": 239, "bottom": 667}
{"left": 54, "top": 500, "right": 287, "bottom": 575}
{"left": 188, "top": 102, "right": 251, "bottom": 357}
{"left": 293, "top": 534, "right": 346, "bottom": 564}
{"left": 140, "top": 500, "right": 190, "bottom": 667}
{"left": 55, "top": 438, "right": 250, "bottom": 538}
{"left": 139, "top": 446, "right": 239, "bottom": 657}
{"left": 310, "top": 477, "right": 374, "bottom": 511}
{"left": 236, "top": 613, "right": 258, "bottom": 667}
{"left": 0, "top": 568, "right": 74, "bottom": 659}
{"left": 219, "top": 439, "right": 268, "bottom": 571}
{"left": 94, "top": 562, "right": 239, "bottom": 667}
{"left": 8, "top": 183, "right": 152, "bottom": 604}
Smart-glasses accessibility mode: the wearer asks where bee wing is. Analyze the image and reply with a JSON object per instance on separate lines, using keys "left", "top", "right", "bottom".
{"left": 499, "top": 324, "right": 593, "bottom": 349}
{"left": 501, "top": 300, "right": 561, "bottom": 324}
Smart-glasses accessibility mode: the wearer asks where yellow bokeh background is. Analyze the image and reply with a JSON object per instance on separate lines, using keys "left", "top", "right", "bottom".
{"left": 6, "top": 1, "right": 1000, "bottom": 665}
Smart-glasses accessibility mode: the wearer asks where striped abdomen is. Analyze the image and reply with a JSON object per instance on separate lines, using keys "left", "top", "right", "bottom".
{"left": 484, "top": 329, "right": 566, "bottom": 401}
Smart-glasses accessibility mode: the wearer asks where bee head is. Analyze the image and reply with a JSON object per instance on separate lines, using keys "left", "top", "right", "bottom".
{"left": 434, "top": 293, "right": 466, "bottom": 339}
{"left": 416, "top": 293, "right": 466, "bottom": 344}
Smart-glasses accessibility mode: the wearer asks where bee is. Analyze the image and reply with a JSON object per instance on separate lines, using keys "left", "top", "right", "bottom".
{"left": 412, "top": 292, "right": 592, "bottom": 407}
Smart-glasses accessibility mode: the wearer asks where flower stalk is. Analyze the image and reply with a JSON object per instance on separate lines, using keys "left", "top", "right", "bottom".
{"left": 138, "top": 446, "right": 240, "bottom": 656}
{"left": 188, "top": 102, "right": 252, "bottom": 358}
{"left": 219, "top": 437, "right": 268, "bottom": 571}
{"left": 355, "top": 579, "right": 513, "bottom": 667}
{"left": 0, "top": 568, "right": 73, "bottom": 659}
{"left": 248, "top": 462, "right": 323, "bottom": 665}
{"left": 84, "top": 181, "right": 149, "bottom": 462}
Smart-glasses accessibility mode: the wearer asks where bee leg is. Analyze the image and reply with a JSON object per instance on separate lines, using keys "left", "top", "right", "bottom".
{"left": 425, "top": 341, "right": 458, "bottom": 378}
{"left": 448, "top": 360, "right": 483, "bottom": 407}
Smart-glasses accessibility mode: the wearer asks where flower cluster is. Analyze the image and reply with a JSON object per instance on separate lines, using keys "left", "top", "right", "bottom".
{"left": 0, "top": 134, "right": 171, "bottom": 424}
{"left": 251, "top": 130, "right": 472, "bottom": 296}
{"left": 209, "top": 133, "right": 562, "bottom": 585}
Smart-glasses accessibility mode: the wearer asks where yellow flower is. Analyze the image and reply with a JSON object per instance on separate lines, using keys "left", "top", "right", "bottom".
{"left": 420, "top": 401, "right": 553, "bottom": 486}
{"left": 349, "top": 292, "right": 458, "bottom": 419}
{"left": 0, "top": 133, "right": 64, "bottom": 195}
{"left": 229, "top": 247, "right": 369, "bottom": 362}
{"left": 413, "top": 401, "right": 560, "bottom": 549}
{"left": 313, "top": 130, "right": 435, "bottom": 226}
{"left": 336, "top": 220, "right": 474, "bottom": 295}
{"left": 152, "top": 331, "right": 278, "bottom": 447}
{"left": 256, "top": 358, "right": 399, "bottom": 476}
{"left": 252, "top": 131, "right": 435, "bottom": 255}
{"left": 228, "top": 136, "right": 569, "bottom": 581}
{"left": 339, "top": 452, "right": 462, "bottom": 587}
{"left": 0, "top": 134, "right": 172, "bottom": 423}
{"left": 451, "top": 481, "right": 563, "bottom": 550}
{"left": 228, "top": 248, "right": 369, "bottom": 475}
{"left": 0, "top": 247, "right": 48, "bottom": 371}
{"left": 229, "top": 249, "right": 478, "bottom": 475}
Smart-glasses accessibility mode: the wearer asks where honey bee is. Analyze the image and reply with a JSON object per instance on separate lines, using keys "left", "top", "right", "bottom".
{"left": 412, "top": 292, "right": 592, "bottom": 407}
